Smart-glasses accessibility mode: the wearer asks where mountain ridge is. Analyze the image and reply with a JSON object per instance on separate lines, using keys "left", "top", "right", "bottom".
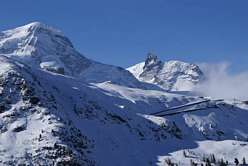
{"left": 0, "top": 22, "right": 248, "bottom": 165}
{"left": 127, "top": 53, "right": 204, "bottom": 91}
{"left": 0, "top": 22, "right": 144, "bottom": 88}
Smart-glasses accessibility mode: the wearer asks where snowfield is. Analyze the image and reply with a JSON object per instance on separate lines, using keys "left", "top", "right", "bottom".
{"left": 0, "top": 22, "right": 247, "bottom": 165}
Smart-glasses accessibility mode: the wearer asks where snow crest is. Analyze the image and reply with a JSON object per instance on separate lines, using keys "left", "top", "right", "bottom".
{"left": 127, "top": 53, "right": 204, "bottom": 91}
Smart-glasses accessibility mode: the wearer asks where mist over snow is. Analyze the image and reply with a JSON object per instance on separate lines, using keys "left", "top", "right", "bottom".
{"left": 194, "top": 62, "right": 248, "bottom": 100}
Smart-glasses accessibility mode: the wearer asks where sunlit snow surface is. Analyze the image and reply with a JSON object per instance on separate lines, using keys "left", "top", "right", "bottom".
{"left": 0, "top": 22, "right": 247, "bottom": 165}
{"left": 127, "top": 55, "right": 204, "bottom": 91}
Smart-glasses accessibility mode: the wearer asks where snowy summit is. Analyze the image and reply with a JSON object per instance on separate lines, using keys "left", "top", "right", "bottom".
{"left": 127, "top": 52, "right": 204, "bottom": 91}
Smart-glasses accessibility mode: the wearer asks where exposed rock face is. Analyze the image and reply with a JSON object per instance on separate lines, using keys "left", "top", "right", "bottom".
{"left": 143, "top": 53, "right": 162, "bottom": 70}
{"left": 127, "top": 53, "right": 204, "bottom": 91}
{"left": 0, "top": 56, "right": 95, "bottom": 165}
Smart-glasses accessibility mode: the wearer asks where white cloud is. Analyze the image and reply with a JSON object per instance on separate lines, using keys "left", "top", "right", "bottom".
{"left": 194, "top": 62, "right": 248, "bottom": 100}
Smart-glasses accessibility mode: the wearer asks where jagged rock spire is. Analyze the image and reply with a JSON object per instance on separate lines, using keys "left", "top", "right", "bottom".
{"left": 144, "top": 52, "right": 161, "bottom": 69}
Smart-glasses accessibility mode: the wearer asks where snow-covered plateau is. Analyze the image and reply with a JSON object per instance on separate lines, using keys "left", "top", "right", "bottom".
{"left": 0, "top": 22, "right": 247, "bottom": 166}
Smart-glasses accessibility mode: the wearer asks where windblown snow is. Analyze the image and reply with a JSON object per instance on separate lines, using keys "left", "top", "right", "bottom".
{"left": 0, "top": 22, "right": 247, "bottom": 166}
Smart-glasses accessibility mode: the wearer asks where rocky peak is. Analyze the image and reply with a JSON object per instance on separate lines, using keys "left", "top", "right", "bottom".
{"left": 127, "top": 54, "right": 204, "bottom": 91}
{"left": 143, "top": 52, "right": 162, "bottom": 69}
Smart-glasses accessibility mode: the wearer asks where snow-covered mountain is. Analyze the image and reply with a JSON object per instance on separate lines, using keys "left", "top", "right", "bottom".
{"left": 127, "top": 53, "right": 204, "bottom": 91}
{"left": 0, "top": 22, "right": 248, "bottom": 165}
{"left": 0, "top": 22, "right": 141, "bottom": 88}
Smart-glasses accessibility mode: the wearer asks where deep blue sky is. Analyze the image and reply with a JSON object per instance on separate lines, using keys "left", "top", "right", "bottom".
{"left": 1, "top": 0, "right": 248, "bottom": 72}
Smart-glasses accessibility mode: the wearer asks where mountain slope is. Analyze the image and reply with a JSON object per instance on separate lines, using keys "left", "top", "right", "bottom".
{"left": 0, "top": 56, "right": 95, "bottom": 165}
{"left": 0, "top": 22, "right": 140, "bottom": 87}
{"left": 0, "top": 54, "right": 191, "bottom": 165}
{"left": 127, "top": 53, "right": 204, "bottom": 91}
{"left": 0, "top": 22, "right": 248, "bottom": 165}
{"left": 2, "top": 53, "right": 248, "bottom": 165}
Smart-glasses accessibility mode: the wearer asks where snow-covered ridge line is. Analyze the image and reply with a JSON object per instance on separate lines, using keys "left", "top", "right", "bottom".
{"left": 127, "top": 53, "right": 204, "bottom": 91}
{"left": 0, "top": 22, "right": 145, "bottom": 88}
{"left": 2, "top": 21, "right": 64, "bottom": 36}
